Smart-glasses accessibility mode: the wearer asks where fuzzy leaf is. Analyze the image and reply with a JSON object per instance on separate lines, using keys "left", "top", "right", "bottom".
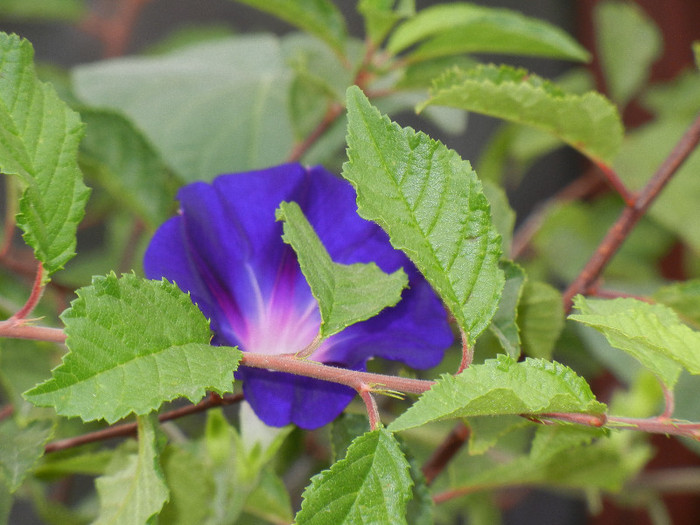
{"left": 343, "top": 86, "right": 504, "bottom": 345}
{"left": 0, "top": 418, "right": 53, "bottom": 492}
{"left": 24, "top": 273, "right": 241, "bottom": 423}
{"left": 419, "top": 65, "right": 623, "bottom": 165}
{"left": 387, "top": 3, "right": 589, "bottom": 62}
{"left": 276, "top": 201, "right": 408, "bottom": 340}
{"left": 0, "top": 33, "right": 90, "bottom": 275}
{"left": 569, "top": 296, "right": 700, "bottom": 389}
{"left": 229, "top": 0, "right": 346, "bottom": 55}
{"left": 296, "top": 428, "right": 413, "bottom": 524}
{"left": 388, "top": 355, "right": 605, "bottom": 432}
{"left": 94, "top": 415, "right": 168, "bottom": 525}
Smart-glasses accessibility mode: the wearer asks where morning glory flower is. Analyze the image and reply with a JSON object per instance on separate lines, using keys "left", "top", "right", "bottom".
{"left": 144, "top": 163, "right": 453, "bottom": 429}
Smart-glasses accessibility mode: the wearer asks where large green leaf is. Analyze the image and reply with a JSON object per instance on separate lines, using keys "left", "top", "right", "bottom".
{"left": 229, "top": 0, "right": 347, "bottom": 55}
{"left": 93, "top": 415, "right": 168, "bottom": 525}
{"left": 276, "top": 201, "right": 408, "bottom": 340}
{"left": 343, "top": 86, "right": 504, "bottom": 345}
{"left": 419, "top": 65, "right": 623, "bottom": 165}
{"left": 0, "top": 33, "right": 90, "bottom": 275}
{"left": 24, "top": 273, "right": 241, "bottom": 423}
{"left": 570, "top": 296, "right": 700, "bottom": 389}
{"left": 72, "top": 36, "right": 294, "bottom": 182}
{"left": 0, "top": 418, "right": 53, "bottom": 492}
{"left": 387, "top": 2, "right": 589, "bottom": 63}
{"left": 296, "top": 428, "right": 413, "bottom": 524}
{"left": 595, "top": 0, "right": 662, "bottom": 107}
{"left": 388, "top": 355, "right": 605, "bottom": 432}
{"left": 79, "top": 109, "right": 175, "bottom": 229}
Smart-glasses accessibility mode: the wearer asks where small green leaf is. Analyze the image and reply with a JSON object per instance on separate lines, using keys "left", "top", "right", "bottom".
{"left": 24, "top": 273, "right": 241, "bottom": 423}
{"left": 387, "top": 3, "right": 590, "bottom": 62}
{"left": 343, "top": 86, "right": 504, "bottom": 345}
{"left": 388, "top": 355, "right": 605, "bottom": 432}
{"left": 488, "top": 262, "right": 525, "bottom": 359}
{"left": 518, "top": 281, "right": 564, "bottom": 360}
{"left": 94, "top": 415, "right": 169, "bottom": 525}
{"left": 482, "top": 180, "right": 515, "bottom": 255}
{"left": 296, "top": 428, "right": 413, "bottom": 524}
{"left": 358, "top": 0, "right": 415, "bottom": 45}
{"left": 229, "top": 0, "right": 347, "bottom": 55}
{"left": 570, "top": 296, "right": 700, "bottom": 389}
{"left": 242, "top": 468, "right": 293, "bottom": 524}
{"left": 79, "top": 109, "right": 175, "bottom": 229}
{"left": 419, "top": 65, "right": 624, "bottom": 165}
{"left": 595, "top": 0, "right": 662, "bottom": 107}
{"left": 276, "top": 201, "right": 408, "bottom": 340}
{"left": 0, "top": 33, "right": 90, "bottom": 275}
{"left": 0, "top": 418, "right": 53, "bottom": 492}
{"left": 159, "top": 445, "right": 215, "bottom": 525}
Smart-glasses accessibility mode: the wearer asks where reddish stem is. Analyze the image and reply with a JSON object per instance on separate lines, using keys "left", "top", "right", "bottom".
{"left": 563, "top": 112, "right": 700, "bottom": 312}
{"left": 359, "top": 386, "right": 381, "bottom": 430}
{"left": 0, "top": 404, "right": 14, "bottom": 421}
{"left": 421, "top": 422, "right": 470, "bottom": 485}
{"left": 287, "top": 102, "right": 344, "bottom": 163}
{"left": 0, "top": 323, "right": 66, "bottom": 343}
{"left": 594, "top": 161, "right": 636, "bottom": 206}
{"left": 10, "top": 262, "right": 45, "bottom": 321}
{"left": 45, "top": 393, "right": 243, "bottom": 453}
{"left": 661, "top": 384, "right": 676, "bottom": 419}
{"left": 606, "top": 415, "right": 700, "bottom": 439}
{"left": 456, "top": 326, "right": 473, "bottom": 374}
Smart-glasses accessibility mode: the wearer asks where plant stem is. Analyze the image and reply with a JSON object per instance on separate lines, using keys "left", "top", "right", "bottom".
{"left": 359, "top": 386, "right": 381, "bottom": 430}
{"left": 421, "top": 422, "right": 470, "bottom": 485}
{"left": 563, "top": 111, "right": 700, "bottom": 312}
{"left": 10, "top": 262, "right": 45, "bottom": 321}
{"left": 286, "top": 102, "right": 345, "bottom": 163}
{"left": 45, "top": 393, "right": 243, "bottom": 453}
{"left": 606, "top": 415, "right": 700, "bottom": 439}
{"left": 0, "top": 322, "right": 66, "bottom": 343}
{"left": 456, "top": 326, "right": 473, "bottom": 373}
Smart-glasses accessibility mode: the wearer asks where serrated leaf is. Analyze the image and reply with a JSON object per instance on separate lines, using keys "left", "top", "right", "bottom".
{"left": 24, "top": 273, "right": 241, "bottom": 423}
{"left": 73, "top": 36, "right": 294, "bottom": 182}
{"left": 488, "top": 261, "right": 525, "bottom": 359}
{"left": 419, "top": 65, "right": 623, "bottom": 165}
{"left": 229, "top": 0, "right": 347, "bottom": 55}
{"left": 387, "top": 3, "right": 589, "bottom": 63}
{"left": 79, "top": 109, "right": 175, "bottom": 228}
{"left": 388, "top": 355, "right": 605, "bottom": 432}
{"left": 343, "top": 86, "right": 504, "bottom": 345}
{"left": 518, "top": 281, "right": 564, "bottom": 361}
{"left": 570, "top": 296, "right": 700, "bottom": 389}
{"left": 0, "top": 33, "right": 90, "bottom": 275}
{"left": 0, "top": 418, "right": 53, "bottom": 492}
{"left": 159, "top": 445, "right": 215, "bottom": 525}
{"left": 296, "top": 428, "right": 413, "bottom": 524}
{"left": 595, "top": 0, "right": 662, "bottom": 107}
{"left": 94, "top": 415, "right": 168, "bottom": 525}
{"left": 276, "top": 201, "right": 408, "bottom": 340}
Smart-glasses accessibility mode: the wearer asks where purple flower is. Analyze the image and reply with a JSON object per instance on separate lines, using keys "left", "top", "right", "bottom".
{"left": 144, "top": 163, "right": 452, "bottom": 429}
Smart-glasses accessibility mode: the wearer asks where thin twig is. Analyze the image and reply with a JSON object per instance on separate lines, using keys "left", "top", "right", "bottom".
{"left": 359, "top": 386, "right": 381, "bottom": 430}
{"left": 286, "top": 102, "right": 345, "bottom": 163}
{"left": 456, "top": 326, "right": 472, "bottom": 374}
{"left": 594, "top": 160, "right": 636, "bottom": 206}
{"left": 0, "top": 322, "right": 66, "bottom": 343}
{"left": 10, "top": 262, "right": 45, "bottom": 321}
{"left": 563, "top": 112, "right": 700, "bottom": 312}
{"left": 45, "top": 393, "right": 244, "bottom": 453}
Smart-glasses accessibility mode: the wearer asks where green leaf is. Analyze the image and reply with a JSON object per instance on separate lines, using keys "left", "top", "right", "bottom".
{"left": 488, "top": 262, "right": 525, "bottom": 359}
{"left": 653, "top": 280, "right": 700, "bottom": 330}
{"left": 159, "top": 445, "right": 215, "bottom": 525}
{"left": 343, "top": 86, "right": 504, "bottom": 345}
{"left": 0, "top": 0, "right": 85, "bottom": 21}
{"left": 229, "top": 0, "right": 347, "bottom": 55}
{"left": 24, "top": 273, "right": 241, "bottom": 423}
{"left": 79, "top": 109, "right": 175, "bottom": 229}
{"left": 73, "top": 36, "right": 294, "bottom": 182}
{"left": 0, "top": 33, "right": 90, "bottom": 275}
{"left": 358, "top": 0, "right": 415, "bottom": 45}
{"left": 276, "top": 201, "right": 408, "bottom": 340}
{"left": 466, "top": 415, "right": 529, "bottom": 455}
{"left": 595, "top": 0, "right": 662, "bottom": 107}
{"left": 570, "top": 296, "right": 700, "bottom": 389}
{"left": 296, "top": 428, "right": 413, "bottom": 524}
{"left": 419, "top": 65, "right": 624, "bottom": 165}
{"left": 518, "top": 281, "right": 564, "bottom": 361}
{"left": 388, "top": 355, "right": 605, "bottom": 432}
{"left": 482, "top": 180, "right": 515, "bottom": 256}
{"left": 387, "top": 3, "right": 590, "bottom": 63}
{"left": 0, "top": 418, "right": 53, "bottom": 492}
{"left": 331, "top": 413, "right": 371, "bottom": 463}
{"left": 93, "top": 415, "right": 169, "bottom": 525}
{"left": 241, "top": 468, "right": 293, "bottom": 524}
